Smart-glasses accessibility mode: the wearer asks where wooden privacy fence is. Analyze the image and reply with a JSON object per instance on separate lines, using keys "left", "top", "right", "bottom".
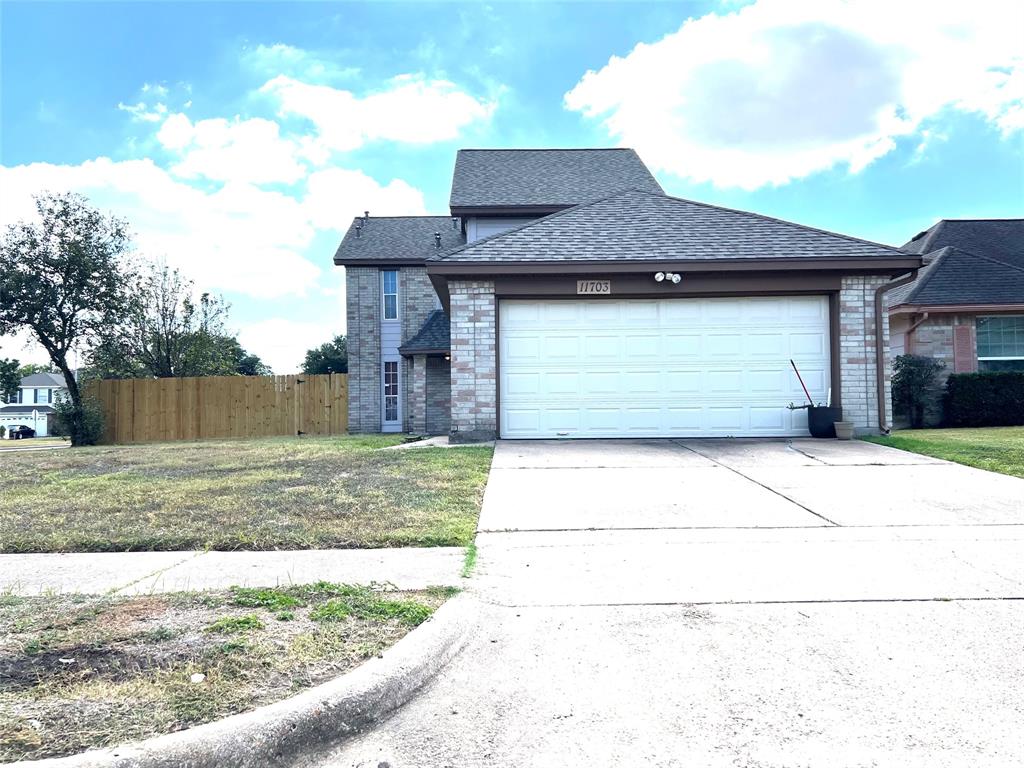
{"left": 85, "top": 374, "right": 348, "bottom": 444}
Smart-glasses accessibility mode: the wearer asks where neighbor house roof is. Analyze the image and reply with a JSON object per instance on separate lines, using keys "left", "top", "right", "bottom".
{"left": 0, "top": 404, "right": 56, "bottom": 415}
{"left": 433, "top": 188, "right": 915, "bottom": 266}
{"left": 902, "top": 219, "right": 1024, "bottom": 269}
{"left": 448, "top": 148, "right": 663, "bottom": 212}
{"left": 20, "top": 372, "right": 67, "bottom": 388}
{"left": 333, "top": 216, "right": 465, "bottom": 265}
{"left": 399, "top": 311, "right": 450, "bottom": 356}
{"left": 888, "top": 246, "right": 1024, "bottom": 308}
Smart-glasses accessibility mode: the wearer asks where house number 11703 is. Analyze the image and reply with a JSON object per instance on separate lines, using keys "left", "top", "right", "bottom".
{"left": 577, "top": 280, "right": 611, "bottom": 295}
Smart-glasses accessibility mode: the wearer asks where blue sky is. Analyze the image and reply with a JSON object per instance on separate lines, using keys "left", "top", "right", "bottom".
{"left": 2, "top": 0, "right": 1022, "bottom": 372}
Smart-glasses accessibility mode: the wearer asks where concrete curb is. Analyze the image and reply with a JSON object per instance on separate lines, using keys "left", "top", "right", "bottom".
{"left": 23, "top": 595, "right": 478, "bottom": 768}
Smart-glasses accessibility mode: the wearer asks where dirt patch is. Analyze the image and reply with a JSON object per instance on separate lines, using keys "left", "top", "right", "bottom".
{"left": 0, "top": 584, "right": 453, "bottom": 762}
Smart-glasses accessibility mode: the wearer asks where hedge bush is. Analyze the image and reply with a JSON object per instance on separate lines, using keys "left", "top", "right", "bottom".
{"left": 943, "top": 372, "right": 1024, "bottom": 427}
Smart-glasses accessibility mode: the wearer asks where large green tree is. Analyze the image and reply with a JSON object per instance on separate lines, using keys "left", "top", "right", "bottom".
{"left": 302, "top": 335, "right": 347, "bottom": 374}
{"left": 0, "top": 192, "right": 136, "bottom": 445}
{"left": 0, "top": 358, "right": 20, "bottom": 403}
{"left": 90, "top": 262, "right": 270, "bottom": 378}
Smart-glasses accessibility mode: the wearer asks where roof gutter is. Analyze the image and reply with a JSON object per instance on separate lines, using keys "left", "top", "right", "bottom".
{"left": 874, "top": 269, "right": 919, "bottom": 435}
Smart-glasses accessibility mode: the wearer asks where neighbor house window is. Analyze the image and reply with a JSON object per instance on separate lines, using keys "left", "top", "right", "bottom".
{"left": 383, "top": 361, "right": 399, "bottom": 422}
{"left": 977, "top": 316, "right": 1024, "bottom": 372}
{"left": 33, "top": 388, "right": 45, "bottom": 404}
{"left": 382, "top": 270, "right": 398, "bottom": 320}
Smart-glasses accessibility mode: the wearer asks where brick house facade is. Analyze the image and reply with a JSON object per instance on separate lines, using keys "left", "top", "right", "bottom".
{"left": 335, "top": 149, "right": 923, "bottom": 441}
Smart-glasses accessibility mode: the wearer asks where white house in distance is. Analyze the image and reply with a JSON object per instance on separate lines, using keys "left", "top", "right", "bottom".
{"left": 1, "top": 372, "right": 69, "bottom": 437}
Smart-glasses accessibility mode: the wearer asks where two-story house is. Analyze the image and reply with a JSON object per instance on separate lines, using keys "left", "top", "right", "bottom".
{"left": 0, "top": 372, "right": 68, "bottom": 437}
{"left": 334, "top": 148, "right": 922, "bottom": 441}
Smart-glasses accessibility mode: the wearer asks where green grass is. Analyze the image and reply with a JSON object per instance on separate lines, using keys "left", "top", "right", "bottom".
{"left": 204, "top": 614, "right": 264, "bottom": 634}
{"left": 863, "top": 426, "right": 1024, "bottom": 478}
{"left": 462, "top": 541, "right": 478, "bottom": 579}
{"left": 0, "top": 435, "right": 493, "bottom": 553}
{"left": 0, "top": 583, "right": 450, "bottom": 762}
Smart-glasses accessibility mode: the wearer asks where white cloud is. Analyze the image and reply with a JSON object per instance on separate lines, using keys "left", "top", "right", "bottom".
{"left": 564, "top": 0, "right": 1024, "bottom": 189}
{"left": 242, "top": 43, "right": 361, "bottom": 82}
{"left": 156, "top": 113, "right": 308, "bottom": 185}
{"left": 118, "top": 100, "right": 168, "bottom": 123}
{"left": 262, "top": 73, "right": 496, "bottom": 152}
{"left": 238, "top": 318, "right": 341, "bottom": 374}
{"left": 0, "top": 158, "right": 426, "bottom": 309}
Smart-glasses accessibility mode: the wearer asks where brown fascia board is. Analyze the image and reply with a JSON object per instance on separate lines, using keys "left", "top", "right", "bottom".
{"left": 398, "top": 347, "right": 449, "bottom": 357}
{"left": 889, "top": 302, "right": 1024, "bottom": 314}
{"left": 427, "top": 256, "right": 923, "bottom": 277}
{"left": 333, "top": 258, "right": 429, "bottom": 267}
{"left": 449, "top": 204, "right": 571, "bottom": 217}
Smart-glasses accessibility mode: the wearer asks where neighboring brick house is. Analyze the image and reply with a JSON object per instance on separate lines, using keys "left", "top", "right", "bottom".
{"left": 334, "top": 148, "right": 922, "bottom": 440}
{"left": 888, "top": 220, "right": 1024, "bottom": 378}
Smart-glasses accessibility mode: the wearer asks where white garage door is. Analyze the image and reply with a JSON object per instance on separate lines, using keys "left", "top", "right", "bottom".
{"left": 499, "top": 297, "right": 830, "bottom": 438}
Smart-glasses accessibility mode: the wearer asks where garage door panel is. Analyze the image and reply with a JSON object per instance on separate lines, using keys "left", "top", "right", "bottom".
{"left": 499, "top": 297, "right": 830, "bottom": 438}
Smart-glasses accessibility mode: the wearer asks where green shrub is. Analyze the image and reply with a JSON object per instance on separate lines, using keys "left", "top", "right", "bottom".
{"left": 52, "top": 391, "right": 105, "bottom": 445}
{"left": 943, "top": 372, "right": 1024, "bottom": 427}
{"left": 892, "top": 354, "right": 945, "bottom": 428}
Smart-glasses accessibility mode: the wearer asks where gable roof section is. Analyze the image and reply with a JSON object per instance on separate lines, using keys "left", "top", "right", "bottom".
{"left": 399, "top": 310, "right": 450, "bottom": 355}
{"left": 20, "top": 372, "right": 67, "bottom": 388}
{"left": 334, "top": 216, "right": 465, "bottom": 265}
{"left": 888, "top": 246, "right": 1024, "bottom": 307}
{"left": 449, "top": 148, "right": 663, "bottom": 211}
{"left": 903, "top": 219, "right": 1024, "bottom": 269}
{"left": 435, "top": 188, "right": 913, "bottom": 265}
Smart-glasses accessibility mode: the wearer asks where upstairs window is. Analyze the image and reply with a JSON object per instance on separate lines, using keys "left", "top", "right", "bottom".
{"left": 977, "top": 316, "right": 1024, "bottom": 372}
{"left": 382, "top": 270, "right": 398, "bottom": 320}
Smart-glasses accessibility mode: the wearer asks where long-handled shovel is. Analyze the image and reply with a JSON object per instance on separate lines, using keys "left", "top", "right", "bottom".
{"left": 790, "top": 359, "right": 814, "bottom": 406}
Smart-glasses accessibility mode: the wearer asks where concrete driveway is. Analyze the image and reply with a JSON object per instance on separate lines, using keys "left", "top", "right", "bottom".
{"left": 321, "top": 439, "right": 1024, "bottom": 768}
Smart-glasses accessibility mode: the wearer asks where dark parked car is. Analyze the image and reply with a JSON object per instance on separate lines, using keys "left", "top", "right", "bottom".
{"left": 7, "top": 425, "right": 36, "bottom": 439}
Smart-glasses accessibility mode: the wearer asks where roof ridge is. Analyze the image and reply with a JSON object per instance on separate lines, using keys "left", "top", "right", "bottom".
{"left": 631, "top": 188, "right": 908, "bottom": 255}
{"left": 901, "top": 247, "right": 951, "bottom": 303}
{"left": 456, "top": 147, "right": 636, "bottom": 153}
{"left": 436, "top": 187, "right": 655, "bottom": 260}
{"left": 353, "top": 215, "right": 454, "bottom": 220}
{"left": 936, "top": 217, "right": 1024, "bottom": 223}
{"left": 938, "top": 245, "right": 1024, "bottom": 274}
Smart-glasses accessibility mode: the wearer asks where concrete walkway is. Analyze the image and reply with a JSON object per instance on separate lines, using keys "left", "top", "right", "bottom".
{"left": 322, "top": 438, "right": 1024, "bottom": 768}
{"left": 0, "top": 547, "right": 465, "bottom": 596}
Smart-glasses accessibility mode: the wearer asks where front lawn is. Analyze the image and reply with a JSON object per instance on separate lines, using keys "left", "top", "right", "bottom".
{"left": 0, "top": 436, "right": 493, "bottom": 552}
{"left": 863, "top": 427, "right": 1024, "bottom": 479}
{"left": 0, "top": 583, "right": 455, "bottom": 761}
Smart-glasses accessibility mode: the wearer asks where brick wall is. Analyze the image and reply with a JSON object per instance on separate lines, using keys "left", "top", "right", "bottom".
{"left": 401, "top": 267, "right": 440, "bottom": 432}
{"left": 449, "top": 280, "right": 496, "bottom": 442}
{"left": 839, "top": 276, "right": 893, "bottom": 433}
{"left": 345, "top": 267, "right": 380, "bottom": 432}
{"left": 426, "top": 357, "right": 451, "bottom": 435}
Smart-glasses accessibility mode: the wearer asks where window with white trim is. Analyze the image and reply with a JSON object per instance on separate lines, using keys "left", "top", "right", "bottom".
{"left": 383, "top": 361, "right": 399, "bottom": 422}
{"left": 382, "top": 270, "right": 398, "bottom": 320}
{"left": 977, "top": 316, "right": 1024, "bottom": 372}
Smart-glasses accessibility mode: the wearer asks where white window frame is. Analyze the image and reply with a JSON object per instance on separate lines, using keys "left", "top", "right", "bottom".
{"left": 382, "top": 360, "right": 401, "bottom": 427}
{"left": 382, "top": 270, "right": 399, "bottom": 321}
{"left": 977, "top": 315, "right": 1024, "bottom": 371}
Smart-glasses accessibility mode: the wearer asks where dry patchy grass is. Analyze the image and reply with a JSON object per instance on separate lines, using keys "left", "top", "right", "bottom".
{"left": 0, "top": 583, "right": 455, "bottom": 762}
{"left": 0, "top": 436, "right": 493, "bottom": 552}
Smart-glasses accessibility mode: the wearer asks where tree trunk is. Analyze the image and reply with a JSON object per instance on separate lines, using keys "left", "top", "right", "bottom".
{"left": 56, "top": 361, "right": 86, "bottom": 446}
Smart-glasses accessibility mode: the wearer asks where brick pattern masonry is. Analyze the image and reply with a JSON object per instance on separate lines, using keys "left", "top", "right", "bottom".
{"left": 839, "top": 276, "right": 892, "bottom": 432}
{"left": 449, "top": 280, "right": 496, "bottom": 442}
{"left": 346, "top": 267, "right": 380, "bottom": 433}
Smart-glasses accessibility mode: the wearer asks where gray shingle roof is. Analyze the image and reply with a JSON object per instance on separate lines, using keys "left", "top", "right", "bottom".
{"left": 20, "top": 372, "right": 67, "bottom": 387}
{"left": 888, "top": 246, "right": 1024, "bottom": 307}
{"left": 334, "top": 217, "right": 465, "bottom": 265}
{"left": 1, "top": 404, "right": 56, "bottom": 415}
{"left": 436, "top": 188, "right": 910, "bottom": 264}
{"left": 903, "top": 219, "right": 1024, "bottom": 269}
{"left": 449, "top": 148, "right": 663, "bottom": 210}
{"left": 399, "top": 311, "right": 450, "bottom": 355}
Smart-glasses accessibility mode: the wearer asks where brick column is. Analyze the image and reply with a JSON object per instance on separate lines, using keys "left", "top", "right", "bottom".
{"left": 410, "top": 355, "right": 427, "bottom": 434}
{"left": 839, "top": 276, "right": 892, "bottom": 433}
{"left": 449, "top": 280, "right": 496, "bottom": 442}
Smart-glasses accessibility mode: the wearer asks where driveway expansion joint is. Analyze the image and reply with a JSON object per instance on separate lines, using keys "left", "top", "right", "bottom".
{"left": 673, "top": 440, "right": 841, "bottom": 527}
